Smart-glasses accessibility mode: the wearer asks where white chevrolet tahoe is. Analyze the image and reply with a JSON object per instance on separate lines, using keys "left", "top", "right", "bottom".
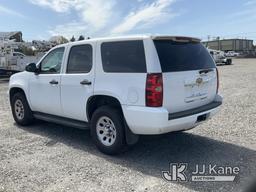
{"left": 9, "top": 35, "right": 222, "bottom": 154}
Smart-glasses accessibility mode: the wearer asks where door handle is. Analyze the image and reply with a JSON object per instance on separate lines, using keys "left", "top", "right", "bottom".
{"left": 49, "top": 80, "right": 59, "bottom": 85}
{"left": 80, "top": 79, "right": 92, "bottom": 85}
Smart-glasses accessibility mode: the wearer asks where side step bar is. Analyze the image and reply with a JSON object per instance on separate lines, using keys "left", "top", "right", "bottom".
{"left": 33, "top": 112, "right": 90, "bottom": 130}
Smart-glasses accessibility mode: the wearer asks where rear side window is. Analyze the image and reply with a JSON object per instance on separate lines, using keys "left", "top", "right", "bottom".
{"left": 101, "top": 40, "right": 146, "bottom": 73}
{"left": 67, "top": 44, "right": 92, "bottom": 73}
{"left": 154, "top": 40, "right": 215, "bottom": 72}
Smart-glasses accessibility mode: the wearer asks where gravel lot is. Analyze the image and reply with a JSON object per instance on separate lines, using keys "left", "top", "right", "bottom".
{"left": 0, "top": 58, "right": 256, "bottom": 192}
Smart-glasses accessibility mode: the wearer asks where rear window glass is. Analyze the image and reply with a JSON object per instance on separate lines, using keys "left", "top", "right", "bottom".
{"left": 154, "top": 40, "right": 215, "bottom": 72}
{"left": 101, "top": 40, "right": 146, "bottom": 73}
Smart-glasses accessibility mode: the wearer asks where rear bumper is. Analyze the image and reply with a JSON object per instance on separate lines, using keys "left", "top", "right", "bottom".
{"left": 122, "top": 94, "right": 223, "bottom": 135}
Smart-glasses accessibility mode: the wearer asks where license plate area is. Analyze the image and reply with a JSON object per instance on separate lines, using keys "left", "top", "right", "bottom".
{"left": 184, "top": 76, "right": 209, "bottom": 103}
{"left": 184, "top": 84, "right": 207, "bottom": 102}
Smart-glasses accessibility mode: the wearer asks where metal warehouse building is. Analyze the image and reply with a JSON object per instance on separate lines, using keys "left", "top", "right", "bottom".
{"left": 203, "top": 39, "right": 254, "bottom": 52}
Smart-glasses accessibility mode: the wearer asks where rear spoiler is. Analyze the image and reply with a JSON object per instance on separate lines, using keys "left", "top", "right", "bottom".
{"left": 152, "top": 36, "right": 201, "bottom": 43}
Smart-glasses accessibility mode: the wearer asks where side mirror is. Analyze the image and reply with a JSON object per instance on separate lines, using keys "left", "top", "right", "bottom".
{"left": 25, "top": 63, "right": 38, "bottom": 73}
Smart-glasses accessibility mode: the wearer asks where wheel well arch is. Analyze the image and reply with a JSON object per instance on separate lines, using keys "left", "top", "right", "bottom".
{"left": 86, "top": 95, "right": 123, "bottom": 121}
{"left": 9, "top": 87, "right": 26, "bottom": 101}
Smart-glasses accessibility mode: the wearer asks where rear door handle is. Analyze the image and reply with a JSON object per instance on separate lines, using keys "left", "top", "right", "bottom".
{"left": 80, "top": 79, "right": 92, "bottom": 85}
{"left": 49, "top": 80, "right": 59, "bottom": 85}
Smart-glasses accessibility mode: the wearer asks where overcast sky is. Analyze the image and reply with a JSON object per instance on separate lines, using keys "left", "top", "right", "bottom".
{"left": 0, "top": 0, "right": 256, "bottom": 42}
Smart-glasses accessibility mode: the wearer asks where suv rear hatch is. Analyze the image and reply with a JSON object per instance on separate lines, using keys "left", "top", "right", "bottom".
{"left": 153, "top": 36, "right": 218, "bottom": 114}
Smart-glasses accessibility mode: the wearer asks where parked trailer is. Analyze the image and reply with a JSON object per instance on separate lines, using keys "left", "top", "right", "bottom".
{"left": 0, "top": 54, "right": 41, "bottom": 75}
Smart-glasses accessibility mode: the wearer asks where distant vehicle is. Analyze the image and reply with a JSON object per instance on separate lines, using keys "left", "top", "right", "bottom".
{"left": 12, "top": 52, "right": 26, "bottom": 58}
{"left": 7, "top": 52, "right": 26, "bottom": 66}
{"left": 0, "top": 51, "right": 40, "bottom": 75}
{"left": 9, "top": 35, "right": 222, "bottom": 155}
{"left": 208, "top": 49, "right": 232, "bottom": 65}
{"left": 225, "top": 51, "right": 239, "bottom": 57}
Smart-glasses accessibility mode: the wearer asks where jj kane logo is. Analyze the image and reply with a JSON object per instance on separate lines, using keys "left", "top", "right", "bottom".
{"left": 162, "top": 163, "right": 240, "bottom": 182}
{"left": 162, "top": 163, "right": 188, "bottom": 182}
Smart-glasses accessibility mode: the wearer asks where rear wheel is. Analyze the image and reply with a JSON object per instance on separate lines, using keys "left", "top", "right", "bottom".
{"left": 226, "top": 59, "right": 232, "bottom": 65}
{"left": 91, "top": 106, "right": 126, "bottom": 155}
{"left": 11, "top": 92, "right": 34, "bottom": 126}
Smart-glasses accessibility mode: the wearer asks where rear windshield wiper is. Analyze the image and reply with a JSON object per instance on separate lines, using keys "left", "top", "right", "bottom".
{"left": 199, "top": 68, "right": 214, "bottom": 74}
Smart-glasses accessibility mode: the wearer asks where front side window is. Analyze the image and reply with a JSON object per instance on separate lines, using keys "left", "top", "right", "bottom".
{"left": 67, "top": 44, "right": 92, "bottom": 73}
{"left": 40, "top": 47, "right": 65, "bottom": 74}
{"left": 101, "top": 40, "right": 147, "bottom": 73}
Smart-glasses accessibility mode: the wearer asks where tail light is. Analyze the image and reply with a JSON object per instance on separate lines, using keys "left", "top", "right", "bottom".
{"left": 146, "top": 73, "right": 163, "bottom": 107}
{"left": 216, "top": 68, "right": 219, "bottom": 94}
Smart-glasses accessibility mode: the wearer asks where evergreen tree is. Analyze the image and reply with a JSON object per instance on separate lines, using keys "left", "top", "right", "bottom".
{"left": 78, "top": 35, "right": 85, "bottom": 41}
{"left": 70, "top": 36, "right": 76, "bottom": 42}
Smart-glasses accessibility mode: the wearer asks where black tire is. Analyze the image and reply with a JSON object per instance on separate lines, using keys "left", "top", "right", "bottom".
{"left": 91, "top": 106, "right": 126, "bottom": 155}
{"left": 10, "top": 92, "right": 34, "bottom": 126}
{"left": 226, "top": 59, "right": 232, "bottom": 65}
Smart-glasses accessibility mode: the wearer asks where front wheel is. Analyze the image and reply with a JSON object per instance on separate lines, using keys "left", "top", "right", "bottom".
{"left": 10, "top": 92, "right": 34, "bottom": 126}
{"left": 91, "top": 106, "right": 126, "bottom": 155}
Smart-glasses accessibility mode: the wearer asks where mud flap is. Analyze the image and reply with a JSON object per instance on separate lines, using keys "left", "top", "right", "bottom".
{"left": 124, "top": 119, "right": 139, "bottom": 145}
